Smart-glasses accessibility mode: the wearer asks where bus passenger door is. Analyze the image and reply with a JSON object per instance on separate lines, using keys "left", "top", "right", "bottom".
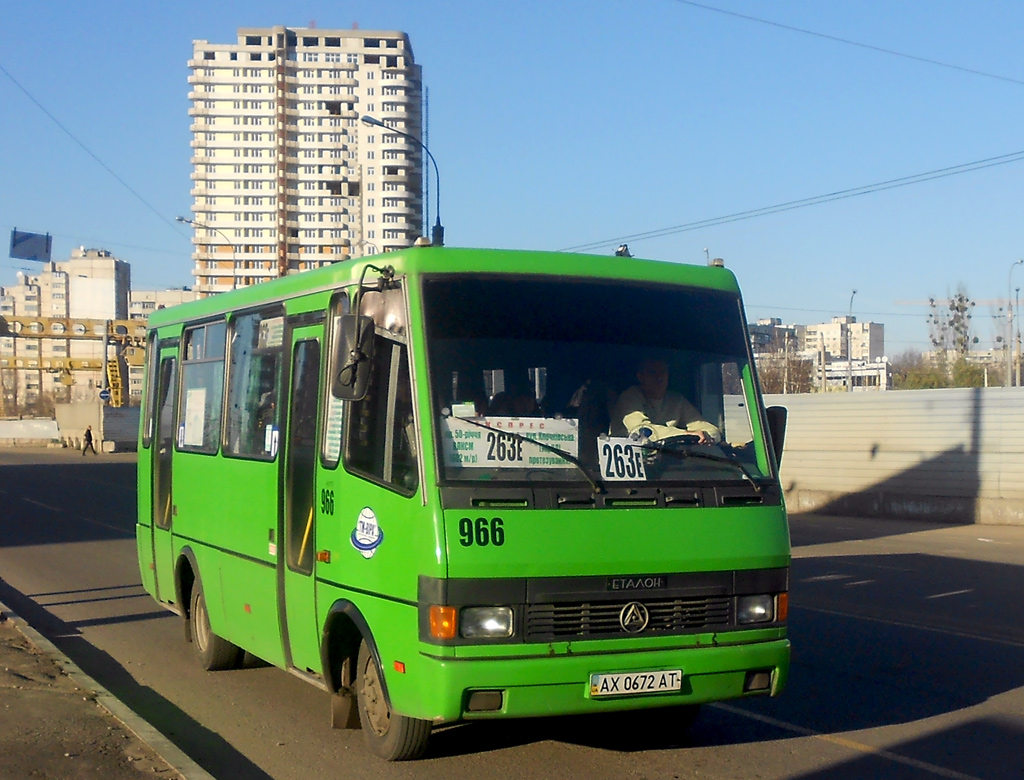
{"left": 280, "top": 328, "right": 322, "bottom": 674}
{"left": 151, "top": 348, "right": 178, "bottom": 607}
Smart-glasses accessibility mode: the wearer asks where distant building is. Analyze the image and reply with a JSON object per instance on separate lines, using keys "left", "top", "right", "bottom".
{"left": 186, "top": 25, "right": 425, "bottom": 295}
{"left": 1, "top": 248, "right": 130, "bottom": 409}
{"left": 129, "top": 288, "right": 200, "bottom": 320}
{"left": 750, "top": 315, "right": 889, "bottom": 391}
{"left": 802, "top": 316, "right": 884, "bottom": 363}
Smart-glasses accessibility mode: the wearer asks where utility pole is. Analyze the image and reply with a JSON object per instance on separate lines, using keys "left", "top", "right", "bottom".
{"left": 783, "top": 332, "right": 790, "bottom": 395}
{"left": 847, "top": 289, "right": 857, "bottom": 392}
{"left": 1008, "top": 260, "right": 1022, "bottom": 387}
{"left": 1017, "top": 286, "right": 1021, "bottom": 388}
{"left": 820, "top": 337, "right": 827, "bottom": 392}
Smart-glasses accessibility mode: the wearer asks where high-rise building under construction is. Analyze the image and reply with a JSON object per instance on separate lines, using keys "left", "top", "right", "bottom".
{"left": 186, "top": 26, "right": 424, "bottom": 294}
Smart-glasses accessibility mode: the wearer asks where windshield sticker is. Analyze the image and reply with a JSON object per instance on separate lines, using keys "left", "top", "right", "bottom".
{"left": 440, "top": 416, "right": 579, "bottom": 469}
{"left": 258, "top": 316, "right": 284, "bottom": 348}
{"left": 597, "top": 437, "right": 648, "bottom": 481}
{"left": 351, "top": 507, "right": 384, "bottom": 559}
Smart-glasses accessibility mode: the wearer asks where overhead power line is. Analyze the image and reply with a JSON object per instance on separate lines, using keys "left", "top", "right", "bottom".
{"left": 673, "top": 0, "right": 1024, "bottom": 87}
{"left": 560, "top": 149, "right": 1024, "bottom": 253}
{"left": 0, "top": 61, "right": 182, "bottom": 235}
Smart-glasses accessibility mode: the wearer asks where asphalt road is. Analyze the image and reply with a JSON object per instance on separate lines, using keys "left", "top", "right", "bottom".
{"left": 1, "top": 448, "right": 1023, "bottom": 779}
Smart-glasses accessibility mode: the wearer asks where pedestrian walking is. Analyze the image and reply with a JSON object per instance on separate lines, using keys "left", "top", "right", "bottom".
{"left": 82, "top": 425, "right": 97, "bottom": 456}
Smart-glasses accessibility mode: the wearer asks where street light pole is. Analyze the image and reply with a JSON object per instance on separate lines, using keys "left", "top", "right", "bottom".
{"left": 176, "top": 216, "right": 238, "bottom": 291}
{"left": 847, "top": 289, "right": 857, "bottom": 392}
{"left": 361, "top": 114, "right": 443, "bottom": 247}
{"left": 1008, "top": 260, "right": 1023, "bottom": 387}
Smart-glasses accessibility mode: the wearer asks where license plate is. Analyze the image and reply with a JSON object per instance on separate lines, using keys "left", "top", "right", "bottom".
{"left": 590, "top": 669, "right": 683, "bottom": 697}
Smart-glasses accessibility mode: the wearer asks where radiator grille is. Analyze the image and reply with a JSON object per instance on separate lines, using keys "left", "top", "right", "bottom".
{"left": 525, "top": 596, "right": 732, "bottom": 640}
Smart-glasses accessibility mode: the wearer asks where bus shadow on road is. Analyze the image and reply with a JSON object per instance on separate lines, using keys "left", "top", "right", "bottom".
{"left": 428, "top": 706, "right": 705, "bottom": 758}
{"left": 0, "top": 576, "right": 275, "bottom": 780}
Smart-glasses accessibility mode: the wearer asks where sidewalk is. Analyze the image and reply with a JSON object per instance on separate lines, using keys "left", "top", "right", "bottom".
{"left": 0, "top": 607, "right": 188, "bottom": 780}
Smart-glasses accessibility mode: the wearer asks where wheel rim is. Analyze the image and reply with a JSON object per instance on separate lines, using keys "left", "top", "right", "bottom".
{"left": 193, "top": 591, "right": 211, "bottom": 653}
{"left": 360, "top": 653, "right": 391, "bottom": 736}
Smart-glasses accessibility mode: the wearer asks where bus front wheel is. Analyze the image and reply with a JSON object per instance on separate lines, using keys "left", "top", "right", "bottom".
{"left": 189, "top": 582, "right": 242, "bottom": 671}
{"left": 356, "top": 639, "right": 431, "bottom": 760}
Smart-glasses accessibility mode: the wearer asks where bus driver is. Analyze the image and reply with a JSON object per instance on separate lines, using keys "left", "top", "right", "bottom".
{"left": 612, "top": 357, "right": 721, "bottom": 444}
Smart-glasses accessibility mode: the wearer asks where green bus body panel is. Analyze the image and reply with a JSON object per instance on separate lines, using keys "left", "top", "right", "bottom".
{"left": 137, "top": 247, "right": 789, "bottom": 729}
{"left": 441, "top": 506, "right": 789, "bottom": 579}
{"left": 314, "top": 475, "right": 444, "bottom": 604}
{"left": 422, "top": 640, "right": 790, "bottom": 722}
{"left": 145, "top": 248, "right": 742, "bottom": 331}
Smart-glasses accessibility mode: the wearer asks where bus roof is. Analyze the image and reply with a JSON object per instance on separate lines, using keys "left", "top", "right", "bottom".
{"left": 146, "top": 247, "right": 741, "bottom": 330}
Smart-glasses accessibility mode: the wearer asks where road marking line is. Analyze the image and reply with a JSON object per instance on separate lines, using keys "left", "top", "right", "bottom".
{"left": 712, "top": 702, "right": 983, "bottom": 780}
{"left": 798, "top": 604, "right": 1024, "bottom": 649}
{"left": 925, "top": 589, "right": 973, "bottom": 600}
{"left": 22, "top": 498, "right": 59, "bottom": 512}
{"left": 80, "top": 516, "right": 131, "bottom": 534}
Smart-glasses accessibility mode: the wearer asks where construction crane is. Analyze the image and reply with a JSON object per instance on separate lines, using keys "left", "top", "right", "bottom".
{"left": 0, "top": 315, "right": 146, "bottom": 409}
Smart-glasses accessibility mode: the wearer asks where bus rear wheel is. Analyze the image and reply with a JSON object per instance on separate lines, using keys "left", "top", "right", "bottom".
{"left": 356, "top": 640, "right": 431, "bottom": 760}
{"left": 190, "top": 582, "right": 242, "bottom": 671}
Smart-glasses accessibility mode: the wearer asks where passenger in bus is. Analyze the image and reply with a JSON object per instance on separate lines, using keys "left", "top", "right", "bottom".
{"left": 487, "top": 380, "right": 539, "bottom": 417}
{"left": 612, "top": 358, "right": 720, "bottom": 443}
{"left": 566, "top": 378, "right": 615, "bottom": 468}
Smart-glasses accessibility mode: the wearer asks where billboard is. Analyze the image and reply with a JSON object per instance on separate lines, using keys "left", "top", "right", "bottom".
{"left": 9, "top": 229, "right": 52, "bottom": 262}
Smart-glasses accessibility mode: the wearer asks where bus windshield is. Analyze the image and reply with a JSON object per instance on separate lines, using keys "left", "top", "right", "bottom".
{"left": 423, "top": 275, "right": 770, "bottom": 487}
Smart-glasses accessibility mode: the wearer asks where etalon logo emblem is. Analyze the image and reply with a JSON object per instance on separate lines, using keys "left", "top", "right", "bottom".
{"left": 619, "top": 601, "right": 650, "bottom": 633}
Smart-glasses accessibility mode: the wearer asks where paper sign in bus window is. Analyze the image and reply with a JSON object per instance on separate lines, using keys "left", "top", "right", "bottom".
{"left": 183, "top": 387, "right": 208, "bottom": 447}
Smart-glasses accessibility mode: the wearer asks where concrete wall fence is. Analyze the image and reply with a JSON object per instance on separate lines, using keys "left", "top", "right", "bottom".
{"left": 766, "top": 387, "right": 1024, "bottom": 525}
{"left": 0, "top": 418, "right": 60, "bottom": 447}
{"left": 52, "top": 403, "right": 140, "bottom": 452}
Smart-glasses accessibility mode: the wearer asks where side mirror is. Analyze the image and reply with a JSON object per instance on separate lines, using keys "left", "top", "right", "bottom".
{"left": 765, "top": 405, "right": 787, "bottom": 466}
{"left": 332, "top": 315, "right": 375, "bottom": 400}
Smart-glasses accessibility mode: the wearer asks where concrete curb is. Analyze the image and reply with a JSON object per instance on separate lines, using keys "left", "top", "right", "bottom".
{"left": 0, "top": 600, "right": 216, "bottom": 780}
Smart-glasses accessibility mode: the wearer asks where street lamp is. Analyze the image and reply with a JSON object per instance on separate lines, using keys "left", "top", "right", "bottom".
{"left": 360, "top": 114, "right": 443, "bottom": 247}
{"left": 1008, "top": 260, "right": 1024, "bottom": 387}
{"left": 176, "top": 216, "right": 238, "bottom": 291}
{"left": 847, "top": 289, "right": 857, "bottom": 392}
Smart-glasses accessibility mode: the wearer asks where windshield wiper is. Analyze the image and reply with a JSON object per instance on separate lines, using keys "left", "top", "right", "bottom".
{"left": 639, "top": 440, "right": 764, "bottom": 494}
{"left": 448, "top": 414, "right": 605, "bottom": 494}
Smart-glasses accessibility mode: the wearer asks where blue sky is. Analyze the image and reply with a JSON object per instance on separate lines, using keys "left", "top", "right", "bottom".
{"left": 2, "top": 0, "right": 1023, "bottom": 355}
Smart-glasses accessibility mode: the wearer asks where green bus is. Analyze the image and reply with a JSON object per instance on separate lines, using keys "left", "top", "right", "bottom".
{"left": 137, "top": 247, "right": 790, "bottom": 760}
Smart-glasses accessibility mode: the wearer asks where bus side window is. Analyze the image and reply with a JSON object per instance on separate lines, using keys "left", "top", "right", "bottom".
{"left": 177, "top": 321, "right": 226, "bottom": 454}
{"left": 226, "top": 310, "right": 284, "bottom": 459}
{"left": 343, "top": 336, "right": 418, "bottom": 495}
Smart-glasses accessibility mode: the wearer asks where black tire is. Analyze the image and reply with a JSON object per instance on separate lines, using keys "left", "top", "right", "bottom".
{"left": 356, "top": 639, "right": 431, "bottom": 760}
{"left": 189, "top": 581, "right": 242, "bottom": 671}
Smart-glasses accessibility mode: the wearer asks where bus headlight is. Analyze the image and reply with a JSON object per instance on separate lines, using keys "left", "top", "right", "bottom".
{"left": 737, "top": 595, "right": 775, "bottom": 624}
{"left": 460, "top": 607, "right": 514, "bottom": 638}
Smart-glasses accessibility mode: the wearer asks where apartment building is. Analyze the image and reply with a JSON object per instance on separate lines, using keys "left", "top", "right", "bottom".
{"left": 129, "top": 288, "right": 200, "bottom": 320}
{"left": 750, "top": 315, "right": 890, "bottom": 391}
{"left": 801, "top": 316, "right": 885, "bottom": 362}
{"left": 0, "top": 248, "right": 130, "bottom": 408}
{"left": 187, "top": 25, "right": 425, "bottom": 294}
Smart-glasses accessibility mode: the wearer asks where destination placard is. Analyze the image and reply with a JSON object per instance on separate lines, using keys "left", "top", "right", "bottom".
{"left": 440, "top": 416, "right": 579, "bottom": 469}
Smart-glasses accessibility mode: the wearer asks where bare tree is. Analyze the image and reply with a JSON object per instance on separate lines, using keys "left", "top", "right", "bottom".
{"left": 927, "top": 284, "right": 978, "bottom": 357}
